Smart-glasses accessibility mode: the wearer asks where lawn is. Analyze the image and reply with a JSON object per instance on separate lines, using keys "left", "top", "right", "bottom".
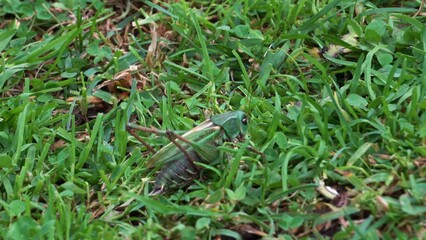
{"left": 0, "top": 0, "right": 425, "bottom": 239}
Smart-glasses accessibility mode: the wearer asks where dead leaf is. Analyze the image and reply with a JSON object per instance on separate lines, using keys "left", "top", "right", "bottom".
{"left": 146, "top": 23, "right": 158, "bottom": 68}
{"left": 50, "top": 139, "right": 67, "bottom": 151}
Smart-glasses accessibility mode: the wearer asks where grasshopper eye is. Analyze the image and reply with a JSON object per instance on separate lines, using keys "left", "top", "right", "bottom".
{"left": 242, "top": 117, "right": 248, "bottom": 125}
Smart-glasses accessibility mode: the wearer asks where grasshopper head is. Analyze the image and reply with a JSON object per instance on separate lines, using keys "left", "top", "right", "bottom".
{"left": 210, "top": 110, "right": 248, "bottom": 140}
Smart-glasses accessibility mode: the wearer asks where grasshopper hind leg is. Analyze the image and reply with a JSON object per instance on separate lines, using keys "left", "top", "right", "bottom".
{"left": 149, "top": 185, "right": 165, "bottom": 195}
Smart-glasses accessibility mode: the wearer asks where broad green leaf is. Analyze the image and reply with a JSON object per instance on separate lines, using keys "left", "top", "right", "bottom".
{"left": 195, "top": 217, "right": 211, "bottom": 230}
{"left": 376, "top": 50, "right": 393, "bottom": 67}
{"left": 279, "top": 215, "right": 304, "bottom": 231}
{"left": 7, "top": 216, "right": 41, "bottom": 240}
{"left": 0, "top": 24, "right": 18, "bottom": 52}
{"left": 9, "top": 200, "right": 25, "bottom": 217}
{"left": 365, "top": 20, "right": 387, "bottom": 43}
{"left": 92, "top": 90, "right": 118, "bottom": 105}
{"left": 399, "top": 194, "right": 426, "bottom": 215}
{"left": 0, "top": 155, "right": 13, "bottom": 168}
{"left": 346, "top": 94, "right": 368, "bottom": 109}
{"left": 347, "top": 142, "right": 372, "bottom": 165}
{"left": 61, "top": 181, "right": 86, "bottom": 195}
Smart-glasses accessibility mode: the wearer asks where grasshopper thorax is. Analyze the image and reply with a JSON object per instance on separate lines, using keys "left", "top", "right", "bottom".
{"left": 210, "top": 111, "right": 248, "bottom": 140}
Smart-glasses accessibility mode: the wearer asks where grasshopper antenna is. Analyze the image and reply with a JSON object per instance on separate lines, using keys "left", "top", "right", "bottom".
{"left": 126, "top": 124, "right": 156, "bottom": 154}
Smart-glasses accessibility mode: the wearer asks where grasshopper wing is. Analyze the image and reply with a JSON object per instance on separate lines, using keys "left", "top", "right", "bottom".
{"left": 146, "top": 120, "right": 221, "bottom": 168}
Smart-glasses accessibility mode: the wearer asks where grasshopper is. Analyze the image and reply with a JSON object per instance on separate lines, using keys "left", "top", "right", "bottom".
{"left": 127, "top": 111, "right": 248, "bottom": 195}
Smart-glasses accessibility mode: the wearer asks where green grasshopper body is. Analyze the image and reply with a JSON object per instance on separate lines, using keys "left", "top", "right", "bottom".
{"left": 128, "top": 111, "right": 248, "bottom": 194}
